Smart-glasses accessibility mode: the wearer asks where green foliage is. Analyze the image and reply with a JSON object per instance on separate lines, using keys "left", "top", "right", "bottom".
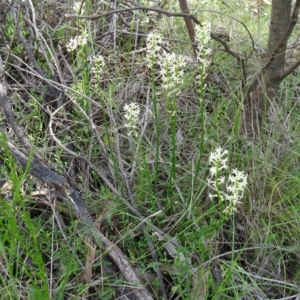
{"left": 3, "top": 12, "right": 28, "bottom": 56}
{"left": 2, "top": 0, "right": 300, "bottom": 299}
{"left": 3, "top": 13, "right": 15, "bottom": 38}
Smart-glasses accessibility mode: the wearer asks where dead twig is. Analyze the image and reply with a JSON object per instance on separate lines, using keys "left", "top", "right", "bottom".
{"left": 65, "top": 3, "right": 255, "bottom": 62}
{"left": 3, "top": 138, "right": 154, "bottom": 300}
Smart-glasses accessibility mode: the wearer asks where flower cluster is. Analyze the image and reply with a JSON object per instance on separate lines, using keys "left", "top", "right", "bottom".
{"left": 209, "top": 147, "right": 228, "bottom": 176}
{"left": 66, "top": 30, "right": 88, "bottom": 52}
{"left": 208, "top": 147, "right": 247, "bottom": 215}
{"left": 88, "top": 54, "right": 106, "bottom": 78}
{"left": 223, "top": 169, "right": 248, "bottom": 214}
{"left": 74, "top": 1, "right": 86, "bottom": 14}
{"left": 195, "top": 22, "right": 211, "bottom": 67}
{"left": 124, "top": 102, "right": 140, "bottom": 137}
{"left": 159, "top": 52, "right": 186, "bottom": 96}
{"left": 145, "top": 31, "right": 186, "bottom": 97}
{"left": 195, "top": 22, "right": 212, "bottom": 84}
{"left": 145, "top": 31, "right": 163, "bottom": 68}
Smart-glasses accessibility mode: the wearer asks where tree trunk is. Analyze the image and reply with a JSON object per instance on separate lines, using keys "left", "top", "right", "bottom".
{"left": 241, "top": 0, "right": 292, "bottom": 139}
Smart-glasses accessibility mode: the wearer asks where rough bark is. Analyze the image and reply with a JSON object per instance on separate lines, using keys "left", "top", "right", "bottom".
{"left": 241, "top": 0, "right": 292, "bottom": 139}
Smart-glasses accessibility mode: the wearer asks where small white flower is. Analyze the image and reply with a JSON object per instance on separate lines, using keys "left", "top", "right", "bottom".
{"left": 74, "top": 1, "right": 85, "bottom": 14}
{"left": 145, "top": 31, "right": 163, "bottom": 67}
{"left": 209, "top": 166, "right": 217, "bottom": 176}
{"left": 66, "top": 30, "right": 88, "bottom": 52}
{"left": 208, "top": 147, "right": 247, "bottom": 215}
{"left": 209, "top": 148, "right": 228, "bottom": 175}
{"left": 159, "top": 52, "right": 186, "bottom": 96}
{"left": 89, "top": 54, "right": 105, "bottom": 77}
{"left": 218, "top": 176, "right": 225, "bottom": 184}
{"left": 195, "top": 22, "right": 211, "bottom": 47}
{"left": 195, "top": 22, "right": 212, "bottom": 84}
{"left": 145, "top": 31, "right": 186, "bottom": 98}
{"left": 124, "top": 102, "right": 140, "bottom": 136}
{"left": 209, "top": 147, "right": 228, "bottom": 163}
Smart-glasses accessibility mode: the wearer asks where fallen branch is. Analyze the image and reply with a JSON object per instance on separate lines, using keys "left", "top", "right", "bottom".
{"left": 0, "top": 81, "right": 153, "bottom": 300}
{"left": 2, "top": 137, "right": 153, "bottom": 300}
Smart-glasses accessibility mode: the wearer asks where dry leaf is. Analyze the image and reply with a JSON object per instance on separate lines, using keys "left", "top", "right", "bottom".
{"left": 153, "top": 232, "right": 186, "bottom": 262}
{"left": 31, "top": 187, "right": 51, "bottom": 197}
{"left": 0, "top": 180, "right": 13, "bottom": 194}
{"left": 83, "top": 236, "right": 96, "bottom": 284}
{"left": 190, "top": 268, "right": 210, "bottom": 300}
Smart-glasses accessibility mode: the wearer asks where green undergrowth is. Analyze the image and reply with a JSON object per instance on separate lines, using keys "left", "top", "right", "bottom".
{"left": 1, "top": 0, "right": 300, "bottom": 299}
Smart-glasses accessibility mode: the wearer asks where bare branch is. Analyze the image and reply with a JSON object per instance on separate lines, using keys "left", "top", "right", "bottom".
{"left": 281, "top": 57, "right": 300, "bottom": 79}
{"left": 5, "top": 138, "right": 154, "bottom": 300}
{"left": 65, "top": 4, "right": 254, "bottom": 62}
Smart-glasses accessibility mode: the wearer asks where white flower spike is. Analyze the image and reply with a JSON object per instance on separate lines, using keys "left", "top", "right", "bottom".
{"left": 208, "top": 147, "right": 247, "bottom": 215}
{"left": 124, "top": 102, "right": 140, "bottom": 137}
